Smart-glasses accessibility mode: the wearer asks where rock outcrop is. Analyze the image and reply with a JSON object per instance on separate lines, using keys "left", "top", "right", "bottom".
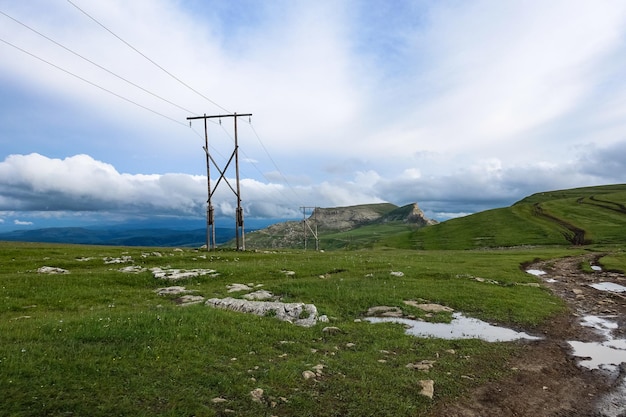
{"left": 205, "top": 297, "right": 321, "bottom": 327}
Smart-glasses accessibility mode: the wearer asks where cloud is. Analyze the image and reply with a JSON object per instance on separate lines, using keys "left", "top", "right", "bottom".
{"left": 14, "top": 219, "right": 33, "bottom": 226}
{"left": 2, "top": 146, "right": 625, "bottom": 225}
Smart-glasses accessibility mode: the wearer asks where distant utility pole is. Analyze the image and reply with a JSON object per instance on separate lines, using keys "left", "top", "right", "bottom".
{"left": 187, "top": 112, "right": 252, "bottom": 251}
{"left": 301, "top": 206, "right": 320, "bottom": 250}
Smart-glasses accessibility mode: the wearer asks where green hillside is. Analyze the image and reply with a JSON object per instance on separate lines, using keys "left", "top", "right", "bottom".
{"left": 410, "top": 184, "right": 626, "bottom": 250}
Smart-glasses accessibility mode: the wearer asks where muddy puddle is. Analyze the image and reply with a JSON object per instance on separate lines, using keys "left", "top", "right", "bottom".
{"left": 590, "top": 282, "right": 626, "bottom": 293}
{"left": 568, "top": 315, "right": 626, "bottom": 372}
{"left": 366, "top": 313, "right": 541, "bottom": 342}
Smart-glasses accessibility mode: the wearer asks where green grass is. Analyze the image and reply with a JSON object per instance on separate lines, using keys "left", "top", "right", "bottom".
{"left": 409, "top": 185, "right": 626, "bottom": 250}
{"left": 1, "top": 241, "right": 602, "bottom": 416}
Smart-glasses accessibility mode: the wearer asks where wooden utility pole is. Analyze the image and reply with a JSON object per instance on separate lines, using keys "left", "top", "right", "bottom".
{"left": 187, "top": 112, "right": 252, "bottom": 251}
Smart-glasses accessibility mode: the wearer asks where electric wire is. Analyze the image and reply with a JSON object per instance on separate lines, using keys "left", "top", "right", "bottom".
{"left": 4, "top": 3, "right": 305, "bottom": 213}
{"left": 216, "top": 121, "right": 304, "bottom": 208}
{"left": 247, "top": 120, "right": 303, "bottom": 203}
{"left": 0, "top": 9, "right": 199, "bottom": 117}
{"left": 0, "top": 37, "right": 188, "bottom": 128}
{"left": 66, "top": 0, "right": 231, "bottom": 114}
{"left": 65, "top": 0, "right": 301, "bottom": 209}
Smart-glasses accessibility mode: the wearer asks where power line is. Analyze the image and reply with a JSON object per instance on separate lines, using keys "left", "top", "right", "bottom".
{"left": 0, "top": 37, "right": 188, "bottom": 127}
{"left": 64, "top": 0, "right": 303, "bottom": 210}
{"left": 5, "top": 3, "right": 304, "bottom": 215}
{"left": 0, "top": 9, "right": 198, "bottom": 117}
{"left": 67, "top": 0, "right": 231, "bottom": 114}
{"left": 246, "top": 120, "right": 304, "bottom": 204}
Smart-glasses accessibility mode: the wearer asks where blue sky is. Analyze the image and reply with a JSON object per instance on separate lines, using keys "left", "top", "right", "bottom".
{"left": 2, "top": 0, "right": 626, "bottom": 231}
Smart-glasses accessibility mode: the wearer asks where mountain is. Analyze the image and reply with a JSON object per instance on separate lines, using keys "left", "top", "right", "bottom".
{"left": 240, "top": 202, "right": 436, "bottom": 249}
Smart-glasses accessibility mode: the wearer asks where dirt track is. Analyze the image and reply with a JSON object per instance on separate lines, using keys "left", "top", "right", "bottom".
{"left": 432, "top": 253, "right": 626, "bottom": 417}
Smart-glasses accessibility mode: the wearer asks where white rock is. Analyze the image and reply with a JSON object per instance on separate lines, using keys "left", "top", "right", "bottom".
{"left": 227, "top": 283, "right": 252, "bottom": 292}
{"left": 151, "top": 267, "right": 218, "bottom": 281}
{"left": 205, "top": 297, "right": 320, "bottom": 327}
{"left": 103, "top": 256, "right": 132, "bottom": 264}
{"left": 37, "top": 266, "right": 69, "bottom": 274}
{"left": 242, "top": 290, "right": 274, "bottom": 301}
{"left": 155, "top": 286, "right": 192, "bottom": 296}
{"left": 419, "top": 380, "right": 435, "bottom": 399}
{"left": 250, "top": 388, "right": 264, "bottom": 403}
{"left": 119, "top": 266, "right": 146, "bottom": 274}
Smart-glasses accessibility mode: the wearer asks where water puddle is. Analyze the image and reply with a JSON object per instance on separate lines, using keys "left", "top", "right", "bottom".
{"left": 366, "top": 313, "right": 541, "bottom": 342}
{"left": 568, "top": 316, "right": 626, "bottom": 372}
{"left": 568, "top": 341, "right": 626, "bottom": 372}
{"left": 591, "top": 265, "right": 603, "bottom": 271}
{"left": 526, "top": 269, "right": 546, "bottom": 276}
{"left": 590, "top": 282, "right": 626, "bottom": 293}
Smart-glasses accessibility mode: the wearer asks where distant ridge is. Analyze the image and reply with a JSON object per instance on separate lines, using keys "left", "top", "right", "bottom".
{"left": 242, "top": 202, "right": 436, "bottom": 249}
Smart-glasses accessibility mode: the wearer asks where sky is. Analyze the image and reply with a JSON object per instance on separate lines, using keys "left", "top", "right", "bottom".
{"left": 2, "top": 0, "right": 626, "bottom": 231}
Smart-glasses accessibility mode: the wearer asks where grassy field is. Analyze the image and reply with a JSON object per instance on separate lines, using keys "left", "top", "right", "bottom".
{"left": 1, "top": 241, "right": 603, "bottom": 417}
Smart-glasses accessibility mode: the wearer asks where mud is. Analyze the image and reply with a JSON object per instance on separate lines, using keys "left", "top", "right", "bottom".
{"left": 431, "top": 253, "right": 626, "bottom": 417}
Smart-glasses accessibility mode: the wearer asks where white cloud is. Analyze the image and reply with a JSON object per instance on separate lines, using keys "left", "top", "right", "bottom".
{"left": 14, "top": 219, "right": 33, "bottom": 226}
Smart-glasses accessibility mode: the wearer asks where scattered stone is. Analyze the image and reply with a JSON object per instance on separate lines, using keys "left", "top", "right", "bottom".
{"left": 322, "top": 326, "right": 342, "bottom": 334}
{"left": 119, "top": 265, "right": 146, "bottom": 274}
{"left": 37, "top": 266, "right": 69, "bottom": 274}
{"left": 404, "top": 301, "right": 454, "bottom": 313}
{"left": 367, "top": 306, "right": 403, "bottom": 316}
{"left": 346, "top": 342, "right": 356, "bottom": 348}
{"left": 205, "top": 297, "right": 320, "bottom": 327}
{"left": 418, "top": 380, "right": 435, "bottom": 399}
{"left": 243, "top": 290, "right": 274, "bottom": 301}
{"left": 318, "top": 315, "right": 329, "bottom": 322}
{"left": 312, "top": 364, "right": 325, "bottom": 376}
{"left": 151, "top": 267, "right": 218, "bottom": 281}
{"left": 103, "top": 256, "right": 132, "bottom": 264}
{"left": 173, "top": 248, "right": 184, "bottom": 252}
{"left": 227, "top": 283, "right": 253, "bottom": 292}
{"left": 282, "top": 270, "right": 296, "bottom": 276}
{"left": 406, "top": 360, "right": 435, "bottom": 371}
{"left": 390, "top": 271, "right": 405, "bottom": 277}
{"left": 175, "top": 295, "right": 205, "bottom": 306}
{"left": 10, "top": 316, "right": 32, "bottom": 321}
{"left": 250, "top": 388, "right": 264, "bottom": 403}
{"left": 211, "top": 397, "right": 228, "bottom": 403}
{"left": 155, "top": 286, "right": 193, "bottom": 296}
{"left": 302, "top": 370, "right": 317, "bottom": 380}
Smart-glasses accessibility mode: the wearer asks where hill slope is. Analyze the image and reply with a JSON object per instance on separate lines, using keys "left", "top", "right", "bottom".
{"left": 410, "top": 184, "right": 626, "bottom": 250}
